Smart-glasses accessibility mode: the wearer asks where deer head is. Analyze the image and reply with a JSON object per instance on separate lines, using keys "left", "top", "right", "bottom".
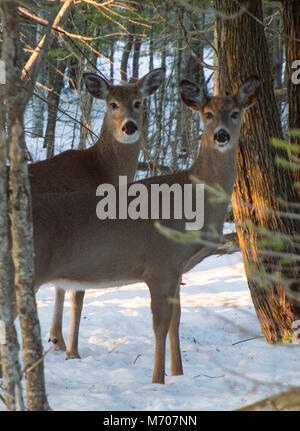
{"left": 180, "top": 76, "right": 260, "bottom": 153}
{"left": 83, "top": 69, "right": 165, "bottom": 144}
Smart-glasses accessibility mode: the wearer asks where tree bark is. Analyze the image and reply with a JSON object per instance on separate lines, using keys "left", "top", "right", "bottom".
{"left": 32, "top": 11, "right": 48, "bottom": 138}
{"left": 44, "top": 51, "right": 65, "bottom": 158}
{"left": 214, "top": 0, "right": 300, "bottom": 343}
{"left": 78, "top": 88, "right": 93, "bottom": 150}
{"left": 2, "top": 0, "right": 50, "bottom": 410}
{"left": 120, "top": 23, "right": 134, "bottom": 82}
{"left": 132, "top": 36, "right": 142, "bottom": 81}
{"left": 0, "top": 19, "right": 24, "bottom": 408}
{"left": 281, "top": 0, "right": 300, "bottom": 184}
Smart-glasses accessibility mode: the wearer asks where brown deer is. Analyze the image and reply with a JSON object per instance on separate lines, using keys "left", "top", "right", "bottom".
{"left": 29, "top": 68, "right": 165, "bottom": 358}
{"left": 32, "top": 76, "right": 259, "bottom": 383}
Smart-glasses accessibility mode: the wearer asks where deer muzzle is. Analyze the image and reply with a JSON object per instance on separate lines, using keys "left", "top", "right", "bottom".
{"left": 122, "top": 120, "right": 138, "bottom": 135}
{"left": 214, "top": 128, "right": 230, "bottom": 149}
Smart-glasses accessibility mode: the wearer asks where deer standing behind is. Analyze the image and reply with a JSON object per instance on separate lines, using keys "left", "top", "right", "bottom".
{"left": 29, "top": 68, "right": 165, "bottom": 358}
{"left": 32, "top": 76, "right": 259, "bottom": 383}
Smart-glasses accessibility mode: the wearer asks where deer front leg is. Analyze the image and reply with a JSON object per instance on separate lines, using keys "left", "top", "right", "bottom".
{"left": 148, "top": 278, "right": 179, "bottom": 384}
{"left": 49, "top": 287, "right": 66, "bottom": 351}
{"left": 66, "top": 290, "right": 85, "bottom": 359}
{"left": 168, "top": 285, "right": 183, "bottom": 377}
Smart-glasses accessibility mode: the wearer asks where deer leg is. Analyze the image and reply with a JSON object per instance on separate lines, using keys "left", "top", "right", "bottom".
{"left": 168, "top": 285, "right": 183, "bottom": 377}
{"left": 49, "top": 287, "right": 66, "bottom": 351}
{"left": 148, "top": 278, "right": 179, "bottom": 384}
{"left": 66, "top": 290, "right": 85, "bottom": 359}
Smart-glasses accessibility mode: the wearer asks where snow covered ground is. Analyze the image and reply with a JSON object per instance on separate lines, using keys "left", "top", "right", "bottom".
{"left": 10, "top": 250, "right": 297, "bottom": 411}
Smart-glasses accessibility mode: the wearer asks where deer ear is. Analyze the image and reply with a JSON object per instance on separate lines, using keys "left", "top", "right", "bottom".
{"left": 236, "top": 76, "right": 260, "bottom": 110}
{"left": 138, "top": 68, "right": 165, "bottom": 97}
{"left": 180, "top": 79, "right": 208, "bottom": 111}
{"left": 83, "top": 72, "right": 111, "bottom": 99}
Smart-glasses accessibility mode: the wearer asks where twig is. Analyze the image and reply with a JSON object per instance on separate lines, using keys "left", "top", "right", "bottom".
{"left": 0, "top": 384, "right": 8, "bottom": 408}
{"left": 21, "top": 346, "right": 53, "bottom": 377}
{"left": 30, "top": 89, "right": 99, "bottom": 140}
{"left": 232, "top": 336, "right": 263, "bottom": 346}
{"left": 133, "top": 354, "right": 141, "bottom": 364}
{"left": 193, "top": 374, "right": 225, "bottom": 379}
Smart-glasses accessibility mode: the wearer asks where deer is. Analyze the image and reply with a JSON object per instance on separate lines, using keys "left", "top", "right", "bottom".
{"left": 28, "top": 68, "right": 165, "bottom": 359}
{"left": 31, "top": 76, "right": 259, "bottom": 384}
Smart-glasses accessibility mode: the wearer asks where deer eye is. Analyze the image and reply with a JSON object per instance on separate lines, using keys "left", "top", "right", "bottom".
{"left": 134, "top": 100, "right": 142, "bottom": 109}
{"left": 231, "top": 111, "right": 240, "bottom": 120}
{"left": 205, "top": 112, "right": 214, "bottom": 120}
{"left": 110, "top": 101, "right": 119, "bottom": 110}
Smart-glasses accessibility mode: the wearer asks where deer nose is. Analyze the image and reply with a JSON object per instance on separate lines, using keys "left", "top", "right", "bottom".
{"left": 214, "top": 129, "right": 230, "bottom": 144}
{"left": 122, "top": 121, "right": 138, "bottom": 135}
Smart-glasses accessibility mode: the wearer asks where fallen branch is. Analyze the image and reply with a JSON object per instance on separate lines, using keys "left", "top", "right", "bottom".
{"left": 238, "top": 387, "right": 300, "bottom": 411}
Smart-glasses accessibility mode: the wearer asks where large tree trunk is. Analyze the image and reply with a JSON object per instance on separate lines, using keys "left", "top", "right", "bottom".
{"left": 1, "top": 0, "right": 49, "bottom": 410}
{"left": 214, "top": 0, "right": 300, "bottom": 343}
{"left": 281, "top": 0, "right": 300, "bottom": 184}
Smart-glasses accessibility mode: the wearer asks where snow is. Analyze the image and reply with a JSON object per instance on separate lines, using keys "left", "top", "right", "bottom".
{"left": 6, "top": 250, "right": 298, "bottom": 411}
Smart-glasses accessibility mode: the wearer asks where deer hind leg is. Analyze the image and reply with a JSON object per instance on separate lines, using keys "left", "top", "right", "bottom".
{"left": 148, "top": 276, "right": 180, "bottom": 384}
{"left": 49, "top": 287, "right": 66, "bottom": 351}
{"left": 168, "top": 285, "right": 183, "bottom": 377}
{"left": 66, "top": 290, "right": 85, "bottom": 359}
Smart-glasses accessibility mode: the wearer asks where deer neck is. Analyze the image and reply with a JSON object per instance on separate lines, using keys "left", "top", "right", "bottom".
{"left": 93, "top": 113, "right": 141, "bottom": 186}
{"left": 190, "top": 131, "right": 238, "bottom": 198}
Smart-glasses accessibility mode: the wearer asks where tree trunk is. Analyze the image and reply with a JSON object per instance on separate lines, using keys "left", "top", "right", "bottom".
{"left": 120, "top": 23, "right": 134, "bottom": 82}
{"left": 44, "top": 52, "right": 65, "bottom": 158}
{"left": 281, "top": 0, "right": 300, "bottom": 184}
{"left": 32, "top": 13, "right": 48, "bottom": 138}
{"left": 8, "top": 117, "right": 49, "bottom": 411}
{"left": 132, "top": 36, "right": 142, "bottom": 81}
{"left": 78, "top": 88, "right": 93, "bottom": 150}
{"left": 0, "top": 23, "right": 24, "bottom": 409}
{"left": 214, "top": 0, "right": 300, "bottom": 343}
{"left": 1, "top": 0, "right": 50, "bottom": 410}
{"left": 265, "top": 3, "right": 283, "bottom": 114}
{"left": 78, "top": 50, "right": 97, "bottom": 150}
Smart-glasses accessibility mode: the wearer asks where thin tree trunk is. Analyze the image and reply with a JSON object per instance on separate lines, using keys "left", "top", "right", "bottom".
{"left": 78, "top": 89, "right": 93, "bottom": 150}
{"left": 108, "top": 21, "right": 114, "bottom": 83}
{"left": 32, "top": 12, "right": 48, "bottom": 138}
{"left": 0, "top": 28, "right": 24, "bottom": 409}
{"left": 120, "top": 23, "right": 134, "bottom": 82}
{"left": 214, "top": 0, "right": 300, "bottom": 343}
{"left": 44, "top": 55, "right": 65, "bottom": 158}
{"left": 8, "top": 117, "right": 49, "bottom": 411}
{"left": 2, "top": 0, "right": 50, "bottom": 410}
{"left": 78, "top": 49, "right": 97, "bottom": 150}
{"left": 213, "top": 22, "right": 219, "bottom": 96}
{"left": 132, "top": 36, "right": 142, "bottom": 81}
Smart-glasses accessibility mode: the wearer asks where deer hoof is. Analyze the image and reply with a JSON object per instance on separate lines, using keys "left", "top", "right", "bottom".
{"left": 49, "top": 336, "right": 66, "bottom": 351}
{"left": 65, "top": 351, "right": 81, "bottom": 360}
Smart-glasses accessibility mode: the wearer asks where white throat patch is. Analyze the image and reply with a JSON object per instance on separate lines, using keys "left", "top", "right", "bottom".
{"left": 114, "top": 130, "right": 140, "bottom": 144}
